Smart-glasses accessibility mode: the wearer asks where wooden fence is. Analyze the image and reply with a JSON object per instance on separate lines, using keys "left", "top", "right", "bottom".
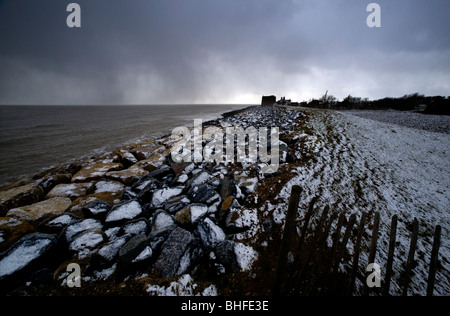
{"left": 273, "top": 185, "right": 442, "bottom": 296}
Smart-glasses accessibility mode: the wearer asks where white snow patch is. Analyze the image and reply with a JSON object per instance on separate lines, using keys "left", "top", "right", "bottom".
{"left": 146, "top": 274, "right": 217, "bottom": 296}
{"left": 190, "top": 204, "right": 208, "bottom": 223}
{"left": 95, "top": 181, "right": 124, "bottom": 193}
{"left": 153, "top": 212, "right": 175, "bottom": 231}
{"left": 133, "top": 246, "right": 153, "bottom": 263}
{"left": 69, "top": 231, "right": 104, "bottom": 259}
{"left": 0, "top": 218, "right": 22, "bottom": 227}
{"left": 98, "top": 236, "right": 127, "bottom": 261}
{"left": 106, "top": 201, "right": 142, "bottom": 222}
{"left": 92, "top": 264, "right": 117, "bottom": 281}
{"left": 65, "top": 219, "right": 102, "bottom": 242}
{"left": 0, "top": 238, "right": 53, "bottom": 278}
{"left": 177, "top": 174, "right": 189, "bottom": 184}
{"left": 47, "top": 214, "right": 73, "bottom": 227}
{"left": 234, "top": 242, "right": 258, "bottom": 272}
{"left": 151, "top": 187, "right": 183, "bottom": 207}
{"left": 123, "top": 220, "right": 148, "bottom": 235}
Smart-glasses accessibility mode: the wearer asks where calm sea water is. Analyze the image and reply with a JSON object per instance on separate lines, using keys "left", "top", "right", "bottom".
{"left": 0, "top": 104, "right": 250, "bottom": 185}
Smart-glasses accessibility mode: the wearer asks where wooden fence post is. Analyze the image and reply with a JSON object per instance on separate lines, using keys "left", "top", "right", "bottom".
{"left": 289, "top": 205, "right": 330, "bottom": 293}
{"left": 402, "top": 218, "right": 419, "bottom": 296}
{"left": 291, "top": 197, "right": 317, "bottom": 273}
{"left": 273, "top": 185, "right": 302, "bottom": 296}
{"left": 364, "top": 212, "right": 380, "bottom": 296}
{"left": 427, "top": 225, "right": 441, "bottom": 296}
{"left": 383, "top": 214, "right": 398, "bottom": 296}
{"left": 348, "top": 212, "right": 366, "bottom": 296}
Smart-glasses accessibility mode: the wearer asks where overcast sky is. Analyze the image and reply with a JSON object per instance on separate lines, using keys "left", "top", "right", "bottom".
{"left": 0, "top": 0, "right": 449, "bottom": 105}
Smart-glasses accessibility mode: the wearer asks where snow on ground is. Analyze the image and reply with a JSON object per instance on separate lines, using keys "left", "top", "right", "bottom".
{"left": 343, "top": 110, "right": 450, "bottom": 134}
{"left": 145, "top": 274, "right": 218, "bottom": 296}
{"left": 234, "top": 242, "right": 258, "bottom": 272}
{"left": 276, "top": 108, "right": 449, "bottom": 295}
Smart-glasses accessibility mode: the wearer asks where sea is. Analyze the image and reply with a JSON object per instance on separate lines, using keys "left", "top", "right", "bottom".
{"left": 0, "top": 104, "right": 251, "bottom": 185}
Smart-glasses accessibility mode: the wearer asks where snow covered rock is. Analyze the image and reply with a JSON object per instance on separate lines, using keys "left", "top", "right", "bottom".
{"left": 150, "top": 210, "right": 176, "bottom": 234}
{"left": 188, "top": 183, "right": 220, "bottom": 205}
{"left": 69, "top": 228, "right": 106, "bottom": 259}
{"left": 0, "top": 217, "right": 36, "bottom": 253}
{"left": 46, "top": 183, "right": 94, "bottom": 201}
{"left": 72, "top": 162, "right": 123, "bottom": 183}
{"left": 7, "top": 197, "right": 72, "bottom": 224}
{"left": 121, "top": 218, "right": 149, "bottom": 236}
{"left": 131, "top": 144, "right": 166, "bottom": 161}
{"left": 96, "top": 234, "right": 129, "bottom": 264}
{"left": 105, "top": 200, "right": 143, "bottom": 226}
{"left": 148, "top": 164, "right": 173, "bottom": 180}
{"left": 94, "top": 180, "right": 125, "bottom": 195}
{"left": 164, "top": 195, "right": 190, "bottom": 214}
{"left": 44, "top": 213, "right": 78, "bottom": 234}
{"left": 62, "top": 218, "right": 103, "bottom": 245}
{"left": 82, "top": 199, "right": 111, "bottom": 221}
{"left": 151, "top": 187, "right": 183, "bottom": 209}
{"left": 0, "top": 233, "right": 56, "bottom": 281}
{"left": 118, "top": 234, "right": 150, "bottom": 270}
{"left": 196, "top": 218, "right": 226, "bottom": 250}
{"left": 0, "top": 184, "right": 44, "bottom": 217}
{"left": 106, "top": 166, "right": 149, "bottom": 186}
{"left": 154, "top": 227, "right": 196, "bottom": 278}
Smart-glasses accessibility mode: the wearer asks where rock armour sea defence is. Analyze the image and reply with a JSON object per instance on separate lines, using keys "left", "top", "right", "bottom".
{"left": 0, "top": 106, "right": 305, "bottom": 295}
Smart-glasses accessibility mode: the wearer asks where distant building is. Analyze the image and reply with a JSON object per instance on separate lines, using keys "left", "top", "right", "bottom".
{"left": 261, "top": 95, "right": 276, "bottom": 106}
{"left": 276, "top": 96, "right": 291, "bottom": 105}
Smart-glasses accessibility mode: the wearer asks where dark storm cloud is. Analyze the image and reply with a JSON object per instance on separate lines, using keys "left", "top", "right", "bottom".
{"left": 0, "top": 0, "right": 449, "bottom": 105}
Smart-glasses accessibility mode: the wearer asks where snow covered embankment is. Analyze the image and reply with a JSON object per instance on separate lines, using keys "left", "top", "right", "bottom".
{"left": 276, "top": 109, "right": 450, "bottom": 295}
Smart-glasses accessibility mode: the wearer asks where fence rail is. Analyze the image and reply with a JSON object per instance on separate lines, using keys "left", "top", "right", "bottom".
{"left": 273, "top": 185, "right": 443, "bottom": 296}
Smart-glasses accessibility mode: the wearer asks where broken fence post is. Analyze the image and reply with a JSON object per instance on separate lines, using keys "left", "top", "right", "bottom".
{"left": 273, "top": 185, "right": 302, "bottom": 296}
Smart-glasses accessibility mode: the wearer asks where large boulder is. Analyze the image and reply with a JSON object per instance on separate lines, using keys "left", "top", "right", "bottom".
{"left": 94, "top": 181, "right": 125, "bottom": 196}
{"left": 68, "top": 228, "right": 106, "bottom": 259}
{"left": 6, "top": 197, "right": 72, "bottom": 224}
{"left": 153, "top": 227, "right": 196, "bottom": 278}
{"left": 164, "top": 195, "right": 190, "bottom": 214}
{"left": 68, "top": 192, "right": 122, "bottom": 217}
{"left": 61, "top": 218, "right": 103, "bottom": 245}
{"left": 150, "top": 210, "right": 176, "bottom": 235}
{"left": 130, "top": 144, "right": 166, "bottom": 161}
{"left": 0, "top": 184, "right": 44, "bottom": 217}
{"left": 105, "top": 200, "right": 143, "bottom": 226}
{"left": 118, "top": 234, "right": 151, "bottom": 271}
{"left": 0, "top": 233, "right": 56, "bottom": 281}
{"left": 106, "top": 166, "right": 149, "bottom": 186}
{"left": 0, "top": 217, "right": 36, "bottom": 253}
{"left": 120, "top": 218, "right": 149, "bottom": 236}
{"left": 188, "top": 183, "right": 220, "bottom": 205}
{"left": 150, "top": 187, "right": 183, "bottom": 209}
{"left": 37, "top": 173, "right": 72, "bottom": 195}
{"left": 46, "top": 183, "right": 94, "bottom": 201}
{"left": 196, "top": 218, "right": 226, "bottom": 250}
{"left": 71, "top": 162, "right": 123, "bottom": 183}
{"left": 95, "top": 234, "right": 130, "bottom": 265}
{"left": 81, "top": 200, "right": 111, "bottom": 221}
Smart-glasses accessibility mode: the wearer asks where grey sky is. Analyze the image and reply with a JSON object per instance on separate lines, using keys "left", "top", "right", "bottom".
{"left": 0, "top": 0, "right": 449, "bottom": 104}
